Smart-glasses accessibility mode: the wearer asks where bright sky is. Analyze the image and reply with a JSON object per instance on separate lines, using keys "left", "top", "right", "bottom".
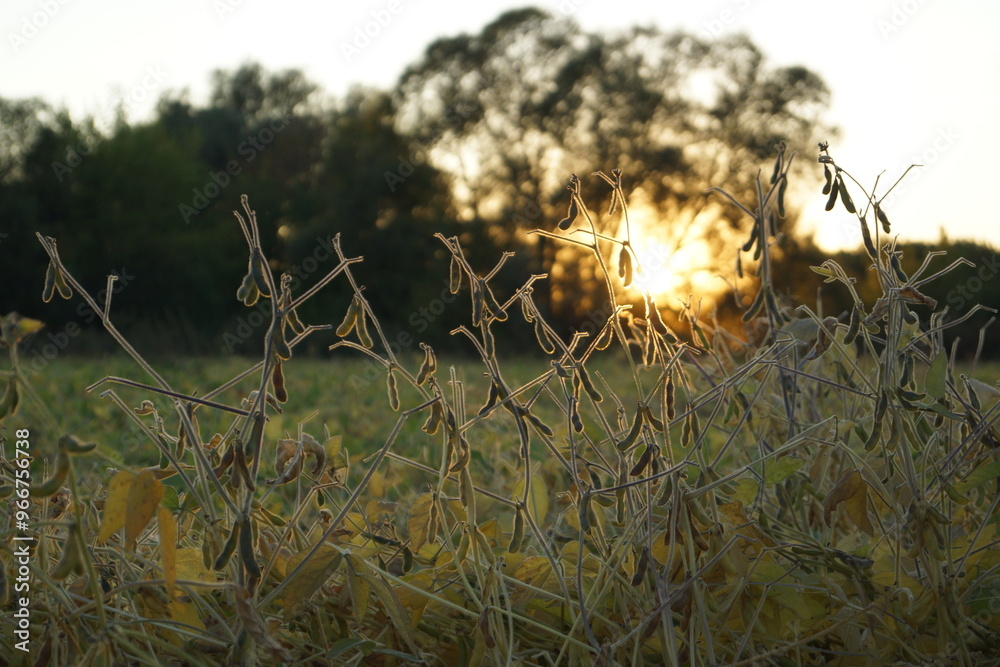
{"left": 4, "top": 0, "right": 997, "bottom": 252}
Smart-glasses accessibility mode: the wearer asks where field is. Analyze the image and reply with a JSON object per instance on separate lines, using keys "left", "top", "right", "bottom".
{"left": 4, "top": 147, "right": 1000, "bottom": 666}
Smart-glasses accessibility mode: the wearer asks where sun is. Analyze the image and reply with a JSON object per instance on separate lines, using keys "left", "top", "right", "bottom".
{"left": 627, "top": 235, "right": 726, "bottom": 306}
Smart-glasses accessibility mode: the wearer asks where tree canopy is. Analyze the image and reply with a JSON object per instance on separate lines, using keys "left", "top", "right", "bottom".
{"left": 3, "top": 8, "right": 990, "bottom": 356}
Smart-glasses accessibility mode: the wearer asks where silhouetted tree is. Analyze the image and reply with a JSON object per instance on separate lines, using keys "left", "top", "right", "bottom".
{"left": 394, "top": 8, "right": 834, "bottom": 322}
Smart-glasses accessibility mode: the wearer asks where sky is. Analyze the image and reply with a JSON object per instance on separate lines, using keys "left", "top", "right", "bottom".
{"left": 3, "top": 0, "right": 998, "bottom": 252}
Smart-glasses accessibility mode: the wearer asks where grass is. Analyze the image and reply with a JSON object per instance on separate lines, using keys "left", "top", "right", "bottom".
{"left": 3, "top": 145, "right": 1000, "bottom": 665}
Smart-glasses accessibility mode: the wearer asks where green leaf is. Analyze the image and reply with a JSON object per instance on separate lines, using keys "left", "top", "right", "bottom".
{"left": 160, "top": 485, "right": 180, "bottom": 512}
{"left": 326, "top": 638, "right": 375, "bottom": 660}
{"left": 732, "top": 479, "right": 758, "bottom": 505}
{"left": 954, "top": 462, "right": 1000, "bottom": 494}
{"left": 925, "top": 351, "right": 948, "bottom": 400}
{"left": 765, "top": 457, "right": 805, "bottom": 485}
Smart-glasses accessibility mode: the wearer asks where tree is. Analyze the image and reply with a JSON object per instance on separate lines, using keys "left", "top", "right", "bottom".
{"left": 394, "top": 8, "right": 834, "bottom": 322}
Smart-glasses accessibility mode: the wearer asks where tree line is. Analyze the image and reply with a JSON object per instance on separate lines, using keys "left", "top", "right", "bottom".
{"left": 1, "top": 8, "right": 994, "bottom": 358}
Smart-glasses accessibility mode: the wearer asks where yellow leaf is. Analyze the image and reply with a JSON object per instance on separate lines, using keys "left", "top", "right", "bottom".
{"left": 125, "top": 470, "right": 163, "bottom": 551}
{"left": 174, "top": 548, "right": 221, "bottom": 586}
{"left": 283, "top": 544, "right": 342, "bottom": 623}
{"left": 324, "top": 434, "right": 343, "bottom": 458}
{"left": 167, "top": 599, "right": 205, "bottom": 632}
{"left": 97, "top": 471, "right": 133, "bottom": 544}
{"left": 369, "top": 471, "right": 386, "bottom": 497}
{"left": 510, "top": 556, "right": 552, "bottom": 607}
{"left": 408, "top": 493, "right": 434, "bottom": 552}
{"left": 158, "top": 506, "right": 177, "bottom": 595}
{"left": 731, "top": 479, "right": 758, "bottom": 505}
{"left": 513, "top": 473, "right": 549, "bottom": 525}
{"left": 824, "top": 469, "right": 873, "bottom": 535}
{"left": 345, "top": 553, "right": 370, "bottom": 623}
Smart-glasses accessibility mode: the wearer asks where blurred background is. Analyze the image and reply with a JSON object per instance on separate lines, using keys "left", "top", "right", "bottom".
{"left": 2, "top": 1, "right": 998, "bottom": 357}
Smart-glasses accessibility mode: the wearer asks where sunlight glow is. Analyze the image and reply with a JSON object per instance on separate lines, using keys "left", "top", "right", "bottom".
{"left": 622, "top": 208, "right": 729, "bottom": 307}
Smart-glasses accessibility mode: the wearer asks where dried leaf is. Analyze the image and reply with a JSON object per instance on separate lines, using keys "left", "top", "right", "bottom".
{"left": 125, "top": 470, "right": 163, "bottom": 551}
{"left": 158, "top": 506, "right": 177, "bottom": 595}
{"left": 98, "top": 471, "right": 134, "bottom": 544}
{"left": 282, "top": 544, "right": 343, "bottom": 623}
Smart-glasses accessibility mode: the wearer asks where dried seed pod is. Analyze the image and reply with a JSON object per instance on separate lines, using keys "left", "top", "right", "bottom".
{"left": 838, "top": 177, "right": 856, "bottom": 214}
{"left": 629, "top": 445, "right": 653, "bottom": 477}
{"left": 533, "top": 318, "right": 555, "bottom": 354}
{"left": 642, "top": 404, "right": 664, "bottom": 432}
{"left": 478, "top": 380, "right": 500, "bottom": 416}
{"left": 844, "top": 305, "right": 860, "bottom": 345}
{"left": 449, "top": 254, "right": 462, "bottom": 294}
{"left": 236, "top": 270, "right": 260, "bottom": 307}
{"left": 355, "top": 307, "right": 373, "bottom": 349}
{"left": 666, "top": 374, "right": 676, "bottom": 421}
{"left": 595, "top": 322, "right": 614, "bottom": 350}
{"left": 776, "top": 178, "right": 788, "bottom": 218}
{"left": 631, "top": 548, "right": 649, "bottom": 586}
{"left": 470, "top": 280, "right": 484, "bottom": 327}
{"left": 617, "top": 405, "right": 644, "bottom": 451}
{"left": 51, "top": 526, "right": 84, "bottom": 580}
{"left": 525, "top": 411, "right": 554, "bottom": 437}
{"left": 860, "top": 217, "right": 877, "bottom": 259}
{"left": 890, "top": 253, "right": 908, "bottom": 283}
{"left": 286, "top": 307, "right": 306, "bottom": 336}
{"left": 577, "top": 365, "right": 603, "bottom": 403}
{"left": 415, "top": 343, "right": 436, "bottom": 386}
{"left": 570, "top": 397, "right": 584, "bottom": 433}
{"left": 202, "top": 530, "right": 215, "bottom": 570}
{"left": 214, "top": 520, "right": 241, "bottom": 570}
{"left": 483, "top": 324, "right": 496, "bottom": 359}
{"left": 459, "top": 467, "right": 475, "bottom": 509}
{"left": 735, "top": 252, "right": 743, "bottom": 279}
{"left": 336, "top": 297, "right": 360, "bottom": 337}
{"left": 249, "top": 248, "right": 272, "bottom": 298}
{"left": 483, "top": 283, "right": 507, "bottom": 321}
{"left": 450, "top": 438, "right": 471, "bottom": 473}
{"left": 825, "top": 175, "right": 840, "bottom": 211}
{"left": 618, "top": 245, "right": 633, "bottom": 287}
{"left": 239, "top": 515, "right": 261, "bottom": 579}
{"left": 386, "top": 367, "right": 400, "bottom": 411}
{"left": 822, "top": 164, "right": 833, "bottom": 195}
{"left": 520, "top": 292, "right": 535, "bottom": 322}
{"left": 508, "top": 508, "right": 524, "bottom": 553}
{"left": 54, "top": 267, "right": 72, "bottom": 299}
{"left": 42, "top": 262, "right": 56, "bottom": 303}
{"left": 272, "top": 361, "right": 287, "bottom": 403}
{"left": 558, "top": 198, "right": 579, "bottom": 230}
{"left": 875, "top": 204, "right": 891, "bottom": 233}
{"left": 422, "top": 401, "right": 443, "bottom": 435}
{"left": 0, "top": 377, "right": 20, "bottom": 421}
{"left": 742, "top": 223, "right": 759, "bottom": 253}
{"left": 742, "top": 287, "right": 766, "bottom": 322}
{"left": 245, "top": 411, "right": 264, "bottom": 462}
{"left": 272, "top": 323, "right": 292, "bottom": 360}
